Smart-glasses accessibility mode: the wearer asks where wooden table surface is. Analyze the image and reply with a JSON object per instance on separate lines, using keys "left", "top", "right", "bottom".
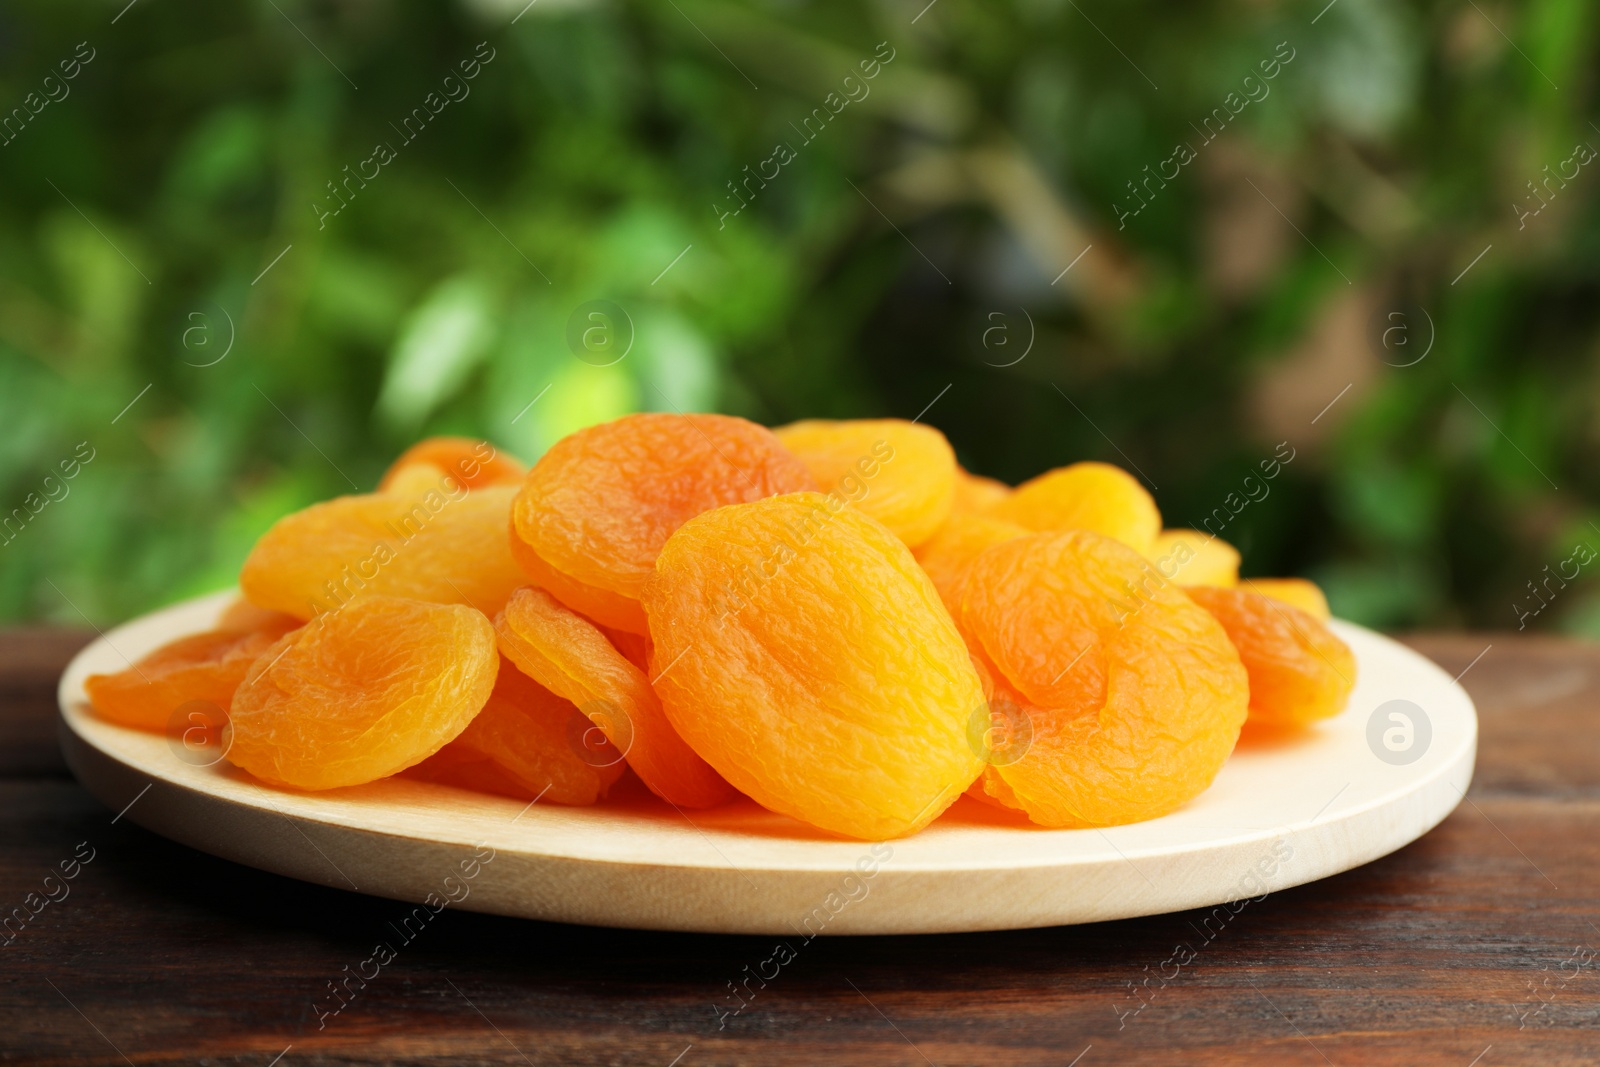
{"left": 3, "top": 629, "right": 1598, "bottom": 1066}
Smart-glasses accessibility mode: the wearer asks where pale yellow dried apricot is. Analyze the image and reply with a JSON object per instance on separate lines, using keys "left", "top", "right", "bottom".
{"left": 991, "top": 461, "right": 1160, "bottom": 555}
{"left": 1150, "top": 529, "right": 1240, "bottom": 588}
{"left": 952, "top": 467, "right": 1011, "bottom": 515}
{"left": 378, "top": 436, "right": 524, "bottom": 492}
{"left": 773, "top": 419, "right": 956, "bottom": 548}
{"left": 241, "top": 483, "right": 525, "bottom": 620}
{"left": 1247, "top": 577, "right": 1331, "bottom": 620}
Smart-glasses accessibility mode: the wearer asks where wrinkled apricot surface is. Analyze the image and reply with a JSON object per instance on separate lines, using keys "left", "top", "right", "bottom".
{"left": 643, "top": 492, "right": 985, "bottom": 840}
{"left": 1150, "top": 529, "right": 1240, "bottom": 588}
{"left": 126, "top": 415, "right": 1340, "bottom": 834}
{"left": 510, "top": 413, "right": 814, "bottom": 628}
{"left": 991, "top": 461, "right": 1161, "bottom": 555}
{"left": 227, "top": 596, "right": 498, "bottom": 790}
{"left": 957, "top": 530, "right": 1248, "bottom": 827}
{"left": 1186, "top": 585, "right": 1354, "bottom": 728}
{"left": 85, "top": 616, "right": 297, "bottom": 732}
{"left": 241, "top": 484, "right": 525, "bottom": 620}
{"left": 496, "top": 586, "right": 733, "bottom": 808}
{"left": 773, "top": 419, "right": 956, "bottom": 548}
{"left": 426, "top": 656, "right": 625, "bottom": 804}
{"left": 913, "top": 512, "right": 1030, "bottom": 613}
{"left": 378, "top": 436, "right": 525, "bottom": 492}
{"left": 1246, "top": 577, "right": 1331, "bottom": 620}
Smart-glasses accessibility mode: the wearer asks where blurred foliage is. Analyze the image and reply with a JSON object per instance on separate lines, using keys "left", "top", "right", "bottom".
{"left": 1, "top": 0, "right": 1598, "bottom": 633}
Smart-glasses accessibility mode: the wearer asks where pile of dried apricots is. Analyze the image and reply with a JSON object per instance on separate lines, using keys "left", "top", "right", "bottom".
{"left": 86, "top": 414, "right": 1355, "bottom": 840}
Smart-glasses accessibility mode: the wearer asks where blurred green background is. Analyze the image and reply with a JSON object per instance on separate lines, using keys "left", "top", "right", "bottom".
{"left": 1, "top": 0, "right": 1597, "bottom": 633}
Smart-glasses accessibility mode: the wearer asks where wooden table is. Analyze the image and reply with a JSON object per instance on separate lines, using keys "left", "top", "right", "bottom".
{"left": 4, "top": 630, "right": 1597, "bottom": 1066}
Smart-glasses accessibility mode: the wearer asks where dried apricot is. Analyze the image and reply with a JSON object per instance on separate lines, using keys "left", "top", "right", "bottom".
{"left": 599, "top": 624, "right": 653, "bottom": 674}
{"left": 643, "top": 492, "right": 985, "bottom": 840}
{"left": 424, "top": 657, "right": 625, "bottom": 804}
{"left": 510, "top": 413, "right": 814, "bottom": 630}
{"left": 85, "top": 616, "right": 297, "bottom": 732}
{"left": 241, "top": 483, "right": 525, "bottom": 620}
{"left": 959, "top": 652, "right": 1029, "bottom": 813}
{"left": 216, "top": 598, "right": 303, "bottom": 635}
{"left": 496, "top": 586, "right": 733, "bottom": 808}
{"left": 380, "top": 462, "right": 453, "bottom": 499}
{"left": 772, "top": 419, "right": 956, "bottom": 548}
{"left": 957, "top": 530, "right": 1248, "bottom": 827}
{"left": 1247, "top": 577, "right": 1331, "bottom": 620}
{"left": 507, "top": 522, "right": 649, "bottom": 633}
{"left": 1185, "top": 585, "right": 1354, "bottom": 728}
{"left": 990, "top": 461, "right": 1161, "bottom": 555}
{"left": 1150, "top": 529, "right": 1239, "bottom": 588}
{"left": 409, "top": 746, "right": 546, "bottom": 800}
{"left": 913, "top": 513, "right": 1030, "bottom": 613}
{"left": 952, "top": 467, "right": 1010, "bottom": 515}
{"left": 226, "top": 596, "right": 498, "bottom": 790}
{"left": 378, "top": 436, "right": 524, "bottom": 492}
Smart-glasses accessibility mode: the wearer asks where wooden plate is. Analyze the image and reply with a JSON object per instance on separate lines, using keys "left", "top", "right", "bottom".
{"left": 58, "top": 590, "right": 1476, "bottom": 935}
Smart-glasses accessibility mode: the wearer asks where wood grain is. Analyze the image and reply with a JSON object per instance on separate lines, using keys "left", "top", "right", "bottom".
{"left": 3, "top": 628, "right": 1598, "bottom": 1065}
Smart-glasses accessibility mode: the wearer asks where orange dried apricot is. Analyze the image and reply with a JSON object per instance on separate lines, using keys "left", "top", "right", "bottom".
{"left": 378, "top": 436, "right": 525, "bottom": 492}
{"left": 216, "top": 598, "right": 303, "bottom": 635}
{"left": 226, "top": 596, "right": 498, "bottom": 790}
{"left": 1185, "top": 585, "right": 1354, "bottom": 728}
{"left": 85, "top": 616, "right": 297, "bottom": 732}
{"left": 990, "top": 461, "right": 1161, "bottom": 555}
{"left": 425, "top": 657, "right": 625, "bottom": 804}
{"left": 496, "top": 586, "right": 733, "bottom": 808}
{"left": 1246, "top": 577, "right": 1331, "bottom": 620}
{"left": 599, "top": 624, "right": 653, "bottom": 674}
{"left": 952, "top": 467, "right": 1010, "bottom": 515}
{"left": 772, "top": 419, "right": 956, "bottom": 548}
{"left": 957, "top": 530, "right": 1248, "bottom": 827}
{"left": 959, "top": 652, "right": 1029, "bottom": 814}
{"left": 241, "top": 483, "right": 525, "bottom": 620}
{"left": 506, "top": 522, "right": 650, "bottom": 633}
{"left": 510, "top": 413, "right": 814, "bottom": 629}
{"left": 643, "top": 492, "right": 985, "bottom": 840}
{"left": 409, "top": 746, "right": 546, "bottom": 800}
{"left": 1150, "top": 529, "right": 1240, "bottom": 588}
{"left": 913, "top": 512, "right": 1030, "bottom": 613}
{"left": 379, "top": 461, "right": 454, "bottom": 499}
